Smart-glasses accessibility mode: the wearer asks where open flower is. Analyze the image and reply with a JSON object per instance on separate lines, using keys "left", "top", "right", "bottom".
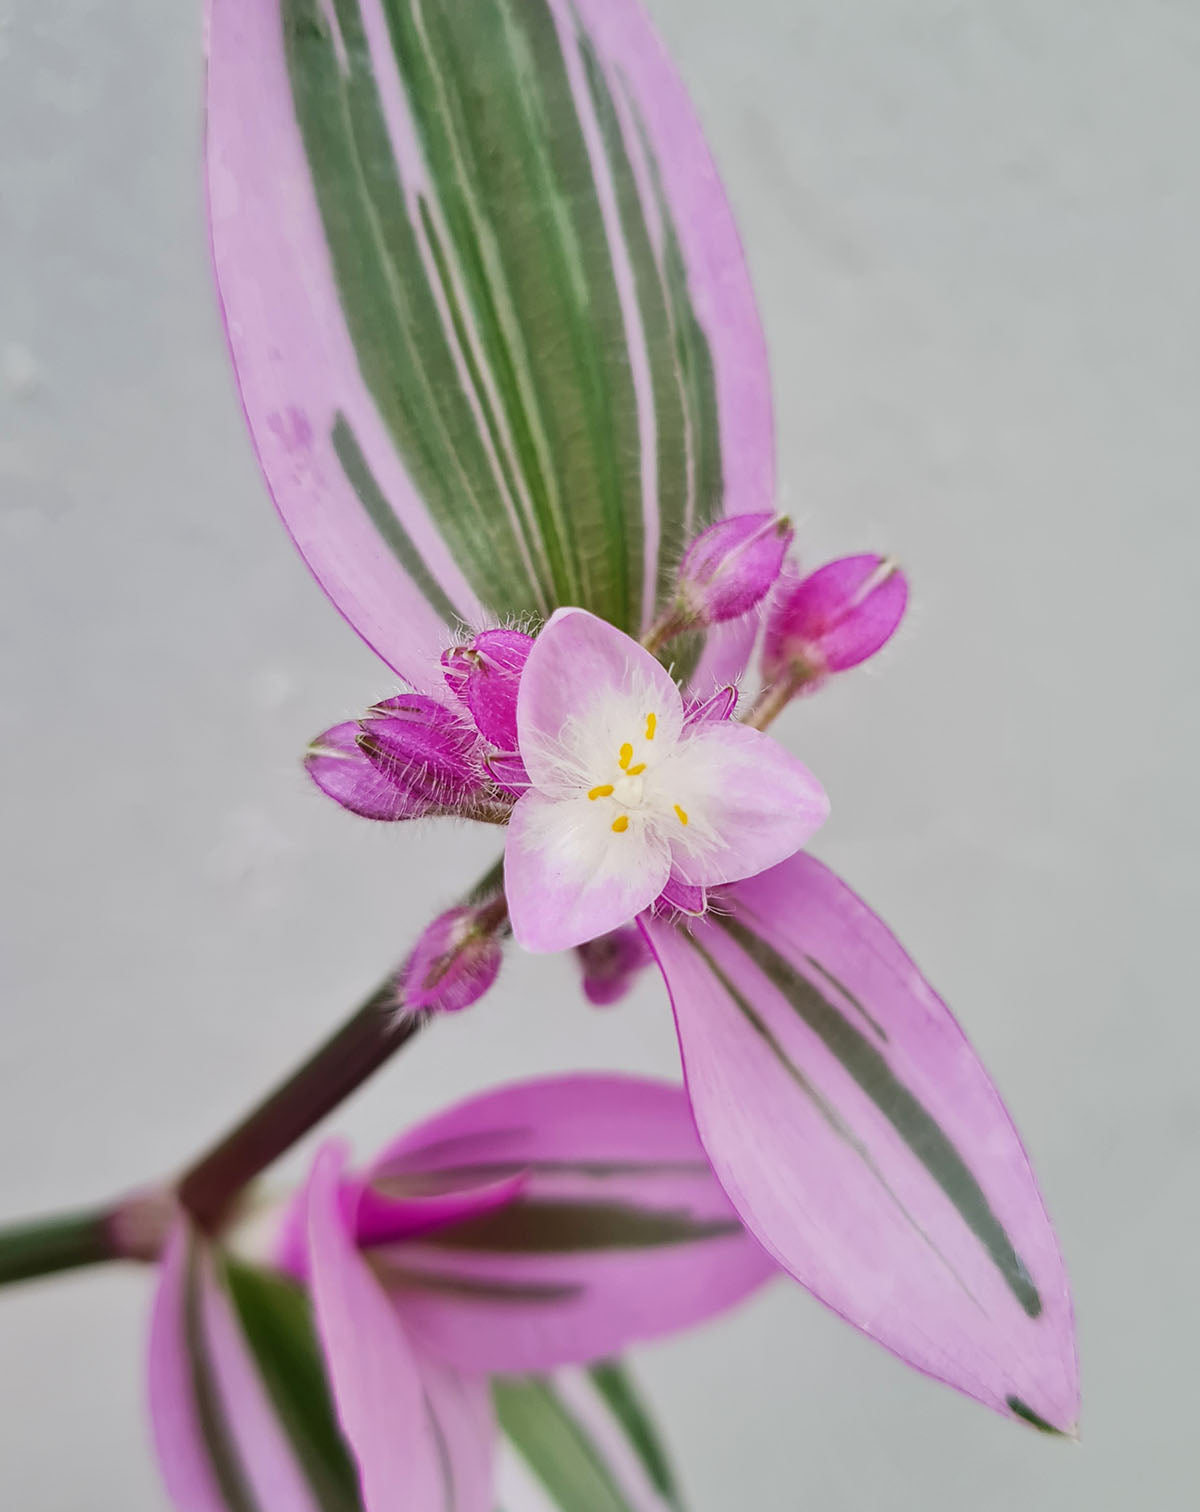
{"left": 505, "top": 609, "right": 828, "bottom": 952}
{"left": 205, "top": 0, "right": 1079, "bottom": 1438}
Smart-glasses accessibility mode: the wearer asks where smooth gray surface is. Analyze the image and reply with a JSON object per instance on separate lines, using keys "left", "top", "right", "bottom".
{"left": 2, "top": 1, "right": 1197, "bottom": 1507}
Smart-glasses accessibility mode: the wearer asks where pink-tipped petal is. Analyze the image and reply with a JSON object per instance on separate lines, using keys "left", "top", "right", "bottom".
{"left": 305, "top": 1144, "right": 444, "bottom": 1512}
{"left": 516, "top": 610, "right": 684, "bottom": 792}
{"left": 506, "top": 790, "right": 671, "bottom": 954}
{"left": 370, "top": 1075, "right": 774, "bottom": 1374}
{"left": 644, "top": 853, "right": 1079, "bottom": 1432}
{"left": 666, "top": 723, "right": 829, "bottom": 888}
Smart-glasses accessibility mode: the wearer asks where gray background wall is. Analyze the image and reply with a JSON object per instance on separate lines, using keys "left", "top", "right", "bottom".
{"left": 2, "top": 1, "right": 1197, "bottom": 1507}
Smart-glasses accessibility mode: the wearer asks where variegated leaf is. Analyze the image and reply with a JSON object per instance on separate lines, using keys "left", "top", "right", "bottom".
{"left": 206, "top": 0, "right": 773, "bottom": 684}
{"left": 495, "top": 1362, "right": 684, "bottom": 1512}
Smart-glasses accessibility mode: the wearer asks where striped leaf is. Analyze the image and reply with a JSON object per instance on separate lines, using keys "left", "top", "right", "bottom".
{"left": 206, "top": 0, "right": 773, "bottom": 684}
{"left": 643, "top": 852, "right": 1080, "bottom": 1432}
{"left": 148, "top": 1226, "right": 361, "bottom": 1512}
{"left": 495, "top": 1363, "right": 684, "bottom": 1512}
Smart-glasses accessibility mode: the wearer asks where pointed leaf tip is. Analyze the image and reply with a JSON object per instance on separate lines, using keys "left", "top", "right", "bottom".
{"left": 644, "top": 852, "right": 1079, "bottom": 1430}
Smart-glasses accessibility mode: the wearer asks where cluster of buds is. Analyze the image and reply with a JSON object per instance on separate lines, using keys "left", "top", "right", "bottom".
{"left": 305, "top": 629, "right": 536, "bottom": 824}
{"left": 657, "top": 514, "right": 909, "bottom": 717}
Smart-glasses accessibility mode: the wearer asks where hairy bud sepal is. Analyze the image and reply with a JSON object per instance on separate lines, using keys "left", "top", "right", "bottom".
{"left": 761, "top": 554, "right": 908, "bottom": 687}
{"left": 674, "top": 513, "right": 793, "bottom": 628}
{"left": 402, "top": 905, "right": 505, "bottom": 1014}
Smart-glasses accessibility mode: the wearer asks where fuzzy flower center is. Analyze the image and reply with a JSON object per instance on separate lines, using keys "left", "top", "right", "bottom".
{"left": 584, "top": 713, "right": 690, "bottom": 834}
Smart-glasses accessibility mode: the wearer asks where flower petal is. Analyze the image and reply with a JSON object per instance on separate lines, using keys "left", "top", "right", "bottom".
{"left": 643, "top": 853, "right": 1079, "bottom": 1432}
{"left": 369, "top": 1075, "right": 774, "bottom": 1374}
{"left": 506, "top": 791, "right": 670, "bottom": 954}
{"left": 665, "top": 723, "right": 829, "bottom": 887}
{"left": 516, "top": 610, "right": 683, "bottom": 794}
{"left": 305, "top": 1143, "right": 444, "bottom": 1512}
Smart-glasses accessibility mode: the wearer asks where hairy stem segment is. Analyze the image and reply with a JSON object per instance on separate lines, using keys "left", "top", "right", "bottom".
{"left": 0, "top": 861, "right": 509, "bottom": 1286}
{"left": 743, "top": 666, "right": 814, "bottom": 731}
{"left": 177, "top": 982, "right": 427, "bottom": 1233}
{"left": 178, "top": 857, "right": 507, "bottom": 1233}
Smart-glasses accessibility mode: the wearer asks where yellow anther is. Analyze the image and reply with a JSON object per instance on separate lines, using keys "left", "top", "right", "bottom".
{"left": 674, "top": 804, "right": 689, "bottom": 826}
{"left": 618, "top": 742, "right": 633, "bottom": 770}
{"left": 588, "top": 784, "right": 614, "bottom": 800}
{"left": 645, "top": 713, "right": 657, "bottom": 741}
{"left": 625, "top": 762, "right": 646, "bottom": 777}
{"left": 611, "top": 814, "right": 630, "bottom": 833}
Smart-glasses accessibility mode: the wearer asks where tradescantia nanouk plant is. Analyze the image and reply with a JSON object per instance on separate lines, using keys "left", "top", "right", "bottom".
{"left": 0, "top": 1, "right": 1079, "bottom": 1508}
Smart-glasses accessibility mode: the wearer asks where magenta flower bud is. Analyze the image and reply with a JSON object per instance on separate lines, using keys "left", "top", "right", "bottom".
{"left": 356, "top": 695, "right": 486, "bottom": 813}
{"left": 675, "top": 513, "right": 792, "bottom": 625}
{"left": 761, "top": 554, "right": 908, "bottom": 684}
{"left": 305, "top": 721, "right": 433, "bottom": 821}
{"left": 442, "top": 628, "right": 534, "bottom": 749}
{"left": 403, "top": 906, "right": 503, "bottom": 1014}
{"left": 575, "top": 925, "right": 652, "bottom": 1008}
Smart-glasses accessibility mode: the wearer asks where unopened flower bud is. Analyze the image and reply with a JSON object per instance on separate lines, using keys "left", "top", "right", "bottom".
{"left": 761, "top": 554, "right": 908, "bottom": 685}
{"left": 354, "top": 695, "right": 485, "bottom": 813}
{"left": 403, "top": 906, "right": 504, "bottom": 1014}
{"left": 442, "top": 628, "right": 534, "bottom": 749}
{"left": 305, "top": 721, "right": 433, "bottom": 821}
{"left": 675, "top": 513, "right": 793, "bottom": 626}
{"left": 575, "top": 925, "right": 651, "bottom": 1007}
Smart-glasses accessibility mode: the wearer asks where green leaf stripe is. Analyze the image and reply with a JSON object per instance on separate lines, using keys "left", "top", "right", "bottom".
{"left": 712, "top": 912, "right": 1043, "bottom": 1317}
{"left": 223, "top": 1259, "right": 364, "bottom": 1512}
{"left": 182, "top": 1241, "right": 263, "bottom": 1512}
{"left": 332, "top": 413, "right": 464, "bottom": 626}
{"left": 423, "top": 1197, "right": 742, "bottom": 1253}
{"left": 588, "top": 1362, "right": 684, "bottom": 1512}
{"left": 494, "top": 1377, "right": 637, "bottom": 1512}
{"left": 283, "top": 0, "right": 724, "bottom": 634}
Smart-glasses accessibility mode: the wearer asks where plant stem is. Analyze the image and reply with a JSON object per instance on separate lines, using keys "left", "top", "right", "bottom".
{"left": 641, "top": 605, "right": 691, "bottom": 656}
{"left": 0, "top": 859, "right": 509, "bottom": 1281}
{"left": 0, "top": 1206, "right": 122, "bottom": 1288}
{"left": 177, "top": 854, "right": 507, "bottom": 1233}
{"left": 177, "top": 980, "right": 427, "bottom": 1232}
{"left": 743, "top": 670, "right": 804, "bottom": 730}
